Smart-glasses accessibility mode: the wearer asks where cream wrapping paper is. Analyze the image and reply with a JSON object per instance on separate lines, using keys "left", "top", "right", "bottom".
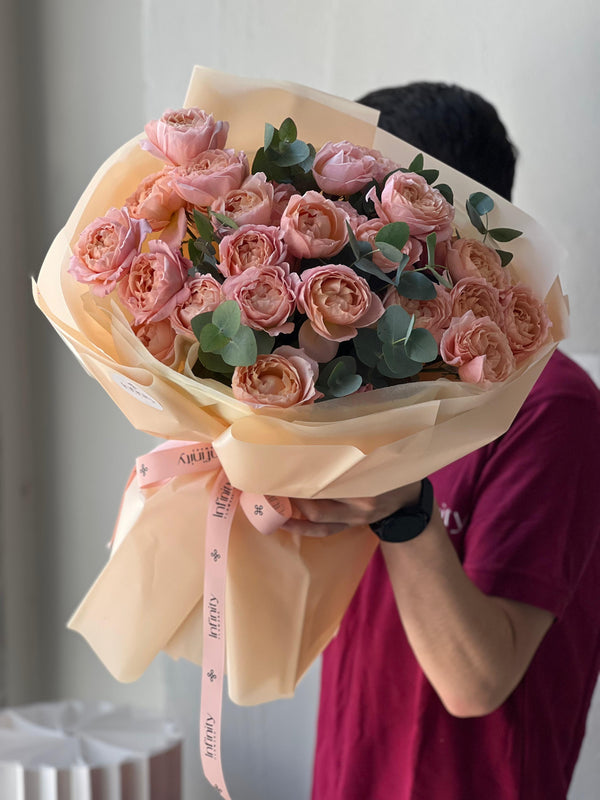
{"left": 34, "top": 66, "right": 569, "bottom": 706}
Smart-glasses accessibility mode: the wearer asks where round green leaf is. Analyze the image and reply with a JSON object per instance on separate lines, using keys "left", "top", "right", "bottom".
{"left": 408, "top": 153, "right": 424, "bottom": 173}
{"left": 465, "top": 200, "right": 487, "bottom": 235}
{"left": 213, "top": 300, "right": 241, "bottom": 338}
{"left": 264, "top": 123, "right": 275, "bottom": 150}
{"left": 375, "top": 221, "right": 410, "bottom": 251}
{"left": 469, "top": 191, "right": 494, "bottom": 216}
{"left": 380, "top": 342, "right": 422, "bottom": 378}
{"left": 254, "top": 329, "right": 276, "bottom": 355}
{"left": 377, "top": 305, "right": 412, "bottom": 344}
{"left": 487, "top": 227, "right": 523, "bottom": 243}
{"left": 278, "top": 118, "right": 297, "bottom": 143}
{"left": 405, "top": 327, "right": 438, "bottom": 363}
{"left": 270, "top": 140, "right": 310, "bottom": 167}
{"left": 222, "top": 325, "right": 257, "bottom": 366}
{"left": 434, "top": 183, "right": 454, "bottom": 205}
{"left": 200, "top": 323, "right": 229, "bottom": 354}
{"left": 197, "top": 350, "right": 235, "bottom": 375}
{"left": 396, "top": 271, "right": 437, "bottom": 301}
{"left": 193, "top": 209, "right": 215, "bottom": 242}
{"left": 354, "top": 328, "right": 381, "bottom": 368}
{"left": 191, "top": 311, "right": 214, "bottom": 343}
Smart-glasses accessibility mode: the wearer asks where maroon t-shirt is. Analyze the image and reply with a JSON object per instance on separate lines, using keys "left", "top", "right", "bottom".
{"left": 312, "top": 351, "right": 600, "bottom": 800}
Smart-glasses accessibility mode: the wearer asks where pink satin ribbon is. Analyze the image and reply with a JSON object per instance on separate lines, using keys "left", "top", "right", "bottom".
{"left": 133, "top": 440, "right": 291, "bottom": 799}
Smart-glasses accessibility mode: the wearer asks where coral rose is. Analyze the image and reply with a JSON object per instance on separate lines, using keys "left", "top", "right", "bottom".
{"left": 134, "top": 319, "right": 177, "bottom": 365}
{"left": 232, "top": 346, "right": 322, "bottom": 408}
{"left": 118, "top": 240, "right": 190, "bottom": 325}
{"left": 384, "top": 283, "right": 451, "bottom": 344}
{"left": 69, "top": 208, "right": 150, "bottom": 297}
{"left": 170, "top": 275, "right": 224, "bottom": 339}
{"left": 445, "top": 238, "right": 511, "bottom": 290}
{"left": 172, "top": 149, "right": 248, "bottom": 208}
{"left": 440, "top": 310, "right": 516, "bottom": 386}
{"left": 280, "top": 191, "right": 349, "bottom": 259}
{"left": 450, "top": 277, "right": 504, "bottom": 325}
{"left": 500, "top": 284, "right": 552, "bottom": 361}
{"left": 141, "top": 107, "right": 229, "bottom": 166}
{"left": 222, "top": 265, "right": 299, "bottom": 336}
{"left": 211, "top": 172, "right": 274, "bottom": 227}
{"left": 297, "top": 264, "right": 384, "bottom": 342}
{"left": 355, "top": 218, "right": 422, "bottom": 272}
{"left": 270, "top": 182, "right": 299, "bottom": 225}
{"left": 218, "top": 224, "right": 288, "bottom": 277}
{"left": 367, "top": 172, "right": 455, "bottom": 241}
{"left": 312, "top": 140, "right": 385, "bottom": 195}
{"left": 125, "top": 168, "right": 186, "bottom": 231}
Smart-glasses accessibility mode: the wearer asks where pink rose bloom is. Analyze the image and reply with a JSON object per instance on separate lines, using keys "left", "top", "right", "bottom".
{"left": 172, "top": 149, "right": 249, "bottom": 208}
{"left": 134, "top": 319, "right": 177, "bottom": 365}
{"left": 368, "top": 149, "right": 402, "bottom": 185}
{"left": 450, "top": 277, "right": 504, "bottom": 325}
{"left": 218, "top": 224, "right": 288, "bottom": 277}
{"left": 141, "top": 107, "right": 229, "bottom": 166}
{"left": 312, "top": 140, "right": 385, "bottom": 195}
{"left": 445, "top": 238, "right": 511, "bottom": 290}
{"left": 211, "top": 172, "right": 274, "bottom": 227}
{"left": 297, "top": 263, "right": 384, "bottom": 342}
{"left": 440, "top": 310, "right": 516, "bottom": 386}
{"left": 270, "top": 182, "right": 299, "bottom": 225}
{"left": 118, "top": 240, "right": 191, "bottom": 325}
{"left": 170, "top": 275, "right": 224, "bottom": 339}
{"left": 125, "top": 168, "right": 186, "bottom": 231}
{"left": 69, "top": 208, "right": 150, "bottom": 297}
{"left": 383, "top": 283, "right": 451, "bottom": 344}
{"left": 355, "top": 218, "right": 423, "bottom": 272}
{"left": 222, "top": 264, "right": 299, "bottom": 336}
{"left": 232, "top": 346, "right": 322, "bottom": 408}
{"left": 280, "top": 191, "right": 349, "bottom": 259}
{"left": 298, "top": 319, "right": 339, "bottom": 363}
{"left": 334, "top": 200, "right": 368, "bottom": 233}
{"left": 500, "top": 284, "right": 552, "bottom": 362}
{"left": 367, "top": 172, "right": 455, "bottom": 242}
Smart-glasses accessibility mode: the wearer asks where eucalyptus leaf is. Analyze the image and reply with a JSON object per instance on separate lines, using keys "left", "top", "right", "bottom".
{"left": 323, "top": 357, "right": 362, "bottom": 398}
{"left": 408, "top": 153, "right": 424, "bottom": 172}
{"left": 270, "top": 140, "right": 310, "bottom": 167}
{"left": 346, "top": 221, "right": 360, "bottom": 259}
{"left": 264, "top": 123, "right": 275, "bottom": 150}
{"left": 193, "top": 209, "right": 215, "bottom": 241}
{"left": 279, "top": 117, "right": 297, "bottom": 143}
{"left": 405, "top": 327, "right": 438, "bottom": 363}
{"left": 354, "top": 257, "right": 395, "bottom": 284}
{"left": 375, "top": 221, "right": 410, "bottom": 251}
{"left": 496, "top": 249, "right": 514, "bottom": 267}
{"left": 377, "top": 241, "right": 406, "bottom": 263}
{"left": 380, "top": 342, "right": 423, "bottom": 378}
{"left": 420, "top": 169, "right": 439, "bottom": 185}
{"left": 353, "top": 327, "right": 381, "bottom": 367}
{"left": 394, "top": 254, "right": 410, "bottom": 284}
{"left": 200, "top": 323, "right": 229, "bottom": 354}
{"left": 222, "top": 325, "right": 257, "bottom": 366}
{"left": 357, "top": 240, "right": 373, "bottom": 258}
{"left": 469, "top": 191, "right": 494, "bottom": 216}
{"left": 426, "top": 232, "right": 437, "bottom": 266}
{"left": 434, "top": 183, "right": 454, "bottom": 205}
{"left": 252, "top": 147, "right": 270, "bottom": 175}
{"left": 296, "top": 142, "right": 316, "bottom": 172}
{"left": 191, "top": 311, "right": 214, "bottom": 343}
{"left": 254, "top": 329, "right": 276, "bottom": 355}
{"left": 377, "top": 305, "right": 412, "bottom": 344}
{"left": 213, "top": 300, "right": 241, "bottom": 338}
{"left": 465, "top": 199, "right": 487, "bottom": 235}
{"left": 405, "top": 313, "right": 416, "bottom": 341}
{"left": 209, "top": 210, "right": 239, "bottom": 229}
{"left": 197, "top": 349, "right": 235, "bottom": 375}
{"left": 397, "top": 271, "right": 437, "bottom": 300}
{"left": 487, "top": 227, "right": 523, "bottom": 243}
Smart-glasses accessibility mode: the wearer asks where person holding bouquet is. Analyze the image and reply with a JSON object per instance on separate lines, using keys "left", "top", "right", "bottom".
{"left": 284, "top": 84, "right": 600, "bottom": 800}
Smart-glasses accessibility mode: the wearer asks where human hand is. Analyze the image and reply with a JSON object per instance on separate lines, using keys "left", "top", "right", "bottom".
{"left": 282, "top": 482, "right": 422, "bottom": 538}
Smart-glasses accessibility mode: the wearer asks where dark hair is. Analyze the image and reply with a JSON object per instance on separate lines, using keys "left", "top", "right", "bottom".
{"left": 357, "top": 83, "right": 517, "bottom": 201}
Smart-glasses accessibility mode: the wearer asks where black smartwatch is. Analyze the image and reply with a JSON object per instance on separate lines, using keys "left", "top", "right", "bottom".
{"left": 369, "top": 478, "right": 434, "bottom": 543}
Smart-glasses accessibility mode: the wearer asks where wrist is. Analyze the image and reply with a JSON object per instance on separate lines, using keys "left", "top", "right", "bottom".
{"left": 369, "top": 478, "right": 434, "bottom": 543}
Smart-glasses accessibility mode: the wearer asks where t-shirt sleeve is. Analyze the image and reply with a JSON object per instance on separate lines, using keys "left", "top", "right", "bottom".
{"left": 462, "top": 384, "right": 600, "bottom": 619}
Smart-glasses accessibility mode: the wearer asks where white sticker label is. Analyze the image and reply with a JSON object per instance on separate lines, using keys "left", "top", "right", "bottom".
{"left": 111, "top": 372, "right": 164, "bottom": 411}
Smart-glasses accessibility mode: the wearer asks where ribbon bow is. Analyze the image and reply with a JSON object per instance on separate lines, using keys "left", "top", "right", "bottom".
{"left": 134, "top": 440, "right": 292, "bottom": 799}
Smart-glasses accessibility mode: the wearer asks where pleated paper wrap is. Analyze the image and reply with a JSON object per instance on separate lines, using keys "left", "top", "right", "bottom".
{"left": 33, "top": 66, "right": 569, "bottom": 706}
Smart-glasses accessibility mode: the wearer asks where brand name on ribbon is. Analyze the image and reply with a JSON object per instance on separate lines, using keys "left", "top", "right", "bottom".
{"left": 212, "top": 481, "right": 235, "bottom": 520}
{"left": 204, "top": 713, "right": 217, "bottom": 760}
{"left": 179, "top": 447, "right": 217, "bottom": 467}
{"left": 207, "top": 594, "right": 221, "bottom": 640}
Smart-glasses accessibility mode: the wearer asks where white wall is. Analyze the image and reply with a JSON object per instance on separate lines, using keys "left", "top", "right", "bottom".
{"left": 24, "top": 1, "right": 600, "bottom": 799}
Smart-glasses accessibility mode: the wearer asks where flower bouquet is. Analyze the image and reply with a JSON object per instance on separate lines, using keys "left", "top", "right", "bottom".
{"left": 34, "top": 66, "right": 568, "bottom": 709}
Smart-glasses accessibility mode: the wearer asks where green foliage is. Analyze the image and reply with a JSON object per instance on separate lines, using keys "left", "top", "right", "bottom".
{"left": 396, "top": 271, "right": 437, "bottom": 300}
{"left": 496, "top": 249, "right": 514, "bottom": 267}
{"left": 420, "top": 169, "right": 439, "bottom": 185}
{"left": 487, "top": 227, "right": 523, "bottom": 243}
{"left": 353, "top": 328, "right": 380, "bottom": 368}
{"left": 209, "top": 209, "right": 239, "bottom": 230}
{"left": 434, "top": 183, "right": 454, "bottom": 205}
{"left": 252, "top": 118, "right": 316, "bottom": 186}
{"left": 408, "top": 153, "right": 424, "bottom": 172}
{"left": 191, "top": 302, "right": 257, "bottom": 368}
{"left": 213, "top": 300, "right": 241, "bottom": 339}
{"left": 375, "top": 222, "right": 410, "bottom": 261}
{"left": 464, "top": 193, "right": 523, "bottom": 266}
{"left": 193, "top": 209, "right": 215, "bottom": 241}
{"left": 469, "top": 192, "right": 495, "bottom": 216}
{"left": 317, "top": 356, "right": 363, "bottom": 398}
{"left": 405, "top": 327, "right": 438, "bottom": 363}
{"left": 377, "top": 305, "right": 412, "bottom": 345}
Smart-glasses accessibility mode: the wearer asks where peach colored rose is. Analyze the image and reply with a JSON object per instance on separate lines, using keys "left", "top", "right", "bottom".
{"left": 280, "top": 191, "right": 349, "bottom": 259}
{"left": 334, "top": 200, "right": 368, "bottom": 233}
{"left": 232, "top": 346, "right": 322, "bottom": 408}
{"left": 368, "top": 150, "right": 402, "bottom": 185}
{"left": 222, "top": 264, "right": 299, "bottom": 336}
{"left": 298, "top": 319, "right": 339, "bottom": 363}
{"left": 141, "top": 107, "right": 229, "bottom": 166}
{"left": 312, "top": 141, "right": 385, "bottom": 195}
{"left": 170, "top": 275, "right": 224, "bottom": 339}
{"left": 367, "top": 172, "right": 455, "bottom": 241}
{"left": 440, "top": 310, "right": 516, "bottom": 386}
{"left": 450, "top": 277, "right": 504, "bottom": 325}
{"left": 118, "top": 240, "right": 190, "bottom": 325}
{"left": 445, "top": 238, "right": 511, "bottom": 290}
{"left": 172, "top": 149, "right": 249, "bottom": 208}
{"left": 218, "top": 224, "right": 288, "bottom": 278}
{"left": 69, "top": 208, "right": 150, "bottom": 297}
{"left": 500, "top": 284, "right": 552, "bottom": 362}
{"left": 297, "top": 264, "right": 384, "bottom": 342}
{"left": 355, "top": 218, "right": 423, "bottom": 272}
{"left": 125, "top": 168, "right": 186, "bottom": 231}
{"left": 211, "top": 172, "right": 274, "bottom": 227}
{"left": 270, "top": 182, "right": 299, "bottom": 225}
{"left": 384, "top": 283, "right": 452, "bottom": 344}
{"left": 134, "top": 319, "right": 177, "bottom": 365}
